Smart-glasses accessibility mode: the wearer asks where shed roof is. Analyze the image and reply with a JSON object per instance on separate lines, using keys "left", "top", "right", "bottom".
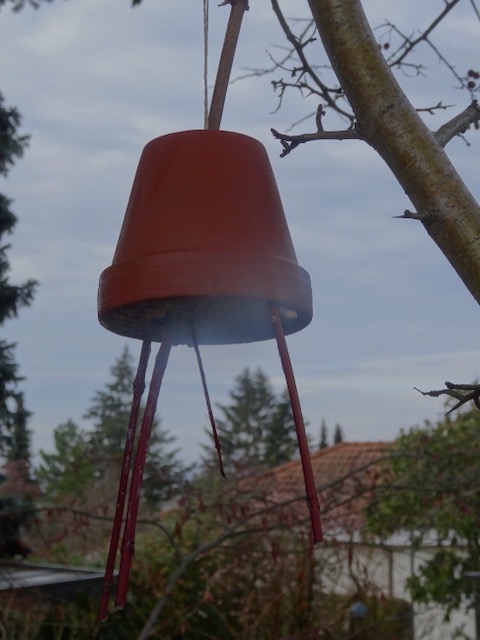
{"left": 0, "top": 561, "right": 106, "bottom": 601}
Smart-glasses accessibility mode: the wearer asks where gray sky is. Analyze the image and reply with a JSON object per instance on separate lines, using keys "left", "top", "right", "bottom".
{"left": 1, "top": 0, "right": 479, "bottom": 464}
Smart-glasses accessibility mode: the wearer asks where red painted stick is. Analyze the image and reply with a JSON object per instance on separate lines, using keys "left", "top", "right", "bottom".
{"left": 271, "top": 306, "right": 323, "bottom": 544}
{"left": 115, "top": 336, "right": 173, "bottom": 608}
{"left": 191, "top": 329, "right": 226, "bottom": 478}
{"left": 98, "top": 340, "right": 151, "bottom": 621}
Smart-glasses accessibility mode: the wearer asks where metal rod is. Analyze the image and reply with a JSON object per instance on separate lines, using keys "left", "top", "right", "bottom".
{"left": 98, "top": 340, "right": 151, "bottom": 621}
{"left": 271, "top": 305, "right": 323, "bottom": 544}
{"left": 115, "top": 336, "right": 173, "bottom": 608}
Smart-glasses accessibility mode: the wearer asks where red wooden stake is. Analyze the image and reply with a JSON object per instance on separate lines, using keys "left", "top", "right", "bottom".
{"left": 271, "top": 305, "right": 323, "bottom": 544}
{"left": 191, "top": 329, "right": 226, "bottom": 478}
{"left": 98, "top": 340, "right": 151, "bottom": 621}
{"left": 115, "top": 336, "right": 173, "bottom": 608}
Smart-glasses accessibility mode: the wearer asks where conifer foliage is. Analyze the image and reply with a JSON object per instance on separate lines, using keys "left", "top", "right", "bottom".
{"left": 0, "top": 93, "right": 36, "bottom": 456}
{"left": 37, "top": 346, "right": 188, "bottom": 508}
{"left": 85, "top": 345, "right": 187, "bottom": 506}
{"left": 0, "top": 94, "right": 38, "bottom": 555}
{"left": 203, "top": 367, "right": 298, "bottom": 475}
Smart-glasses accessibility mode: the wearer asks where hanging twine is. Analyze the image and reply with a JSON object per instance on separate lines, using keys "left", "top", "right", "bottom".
{"left": 203, "top": 0, "right": 210, "bottom": 129}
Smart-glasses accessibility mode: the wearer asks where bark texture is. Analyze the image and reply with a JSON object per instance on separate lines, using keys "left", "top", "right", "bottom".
{"left": 307, "top": 0, "right": 480, "bottom": 304}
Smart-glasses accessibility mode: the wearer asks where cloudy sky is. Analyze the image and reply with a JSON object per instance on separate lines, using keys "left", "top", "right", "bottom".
{"left": 1, "top": 0, "right": 479, "bottom": 464}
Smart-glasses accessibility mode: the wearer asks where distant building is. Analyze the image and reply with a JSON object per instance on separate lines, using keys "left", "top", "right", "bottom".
{"left": 259, "top": 441, "right": 475, "bottom": 640}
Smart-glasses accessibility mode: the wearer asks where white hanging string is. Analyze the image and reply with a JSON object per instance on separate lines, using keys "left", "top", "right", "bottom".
{"left": 203, "top": 0, "right": 209, "bottom": 129}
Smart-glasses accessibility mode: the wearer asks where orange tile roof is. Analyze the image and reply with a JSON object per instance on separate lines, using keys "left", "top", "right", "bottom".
{"left": 254, "top": 442, "right": 390, "bottom": 537}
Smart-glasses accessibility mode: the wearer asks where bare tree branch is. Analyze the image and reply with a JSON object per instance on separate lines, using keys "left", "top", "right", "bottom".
{"left": 271, "top": 104, "right": 362, "bottom": 156}
{"left": 271, "top": 125, "right": 362, "bottom": 157}
{"left": 435, "top": 100, "right": 480, "bottom": 146}
{"left": 270, "top": 0, "right": 354, "bottom": 122}
{"left": 385, "top": 0, "right": 462, "bottom": 68}
{"left": 414, "top": 381, "right": 480, "bottom": 414}
{"left": 470, "top": 0, "right": 480, "bottom": 21}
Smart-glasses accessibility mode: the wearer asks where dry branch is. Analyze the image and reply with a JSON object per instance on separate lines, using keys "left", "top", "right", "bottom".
{"left": 435, "top": 100, "right": 480, "bottom": 147}
{"left": 414, "top": 381, "right": 480, "bottom": 414}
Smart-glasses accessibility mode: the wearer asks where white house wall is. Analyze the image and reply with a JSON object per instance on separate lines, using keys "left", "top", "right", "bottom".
{"left": 316, "top": 541, "right": 475, "bottom": 639}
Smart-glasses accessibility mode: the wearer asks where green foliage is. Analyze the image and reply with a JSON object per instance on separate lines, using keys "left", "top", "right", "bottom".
{"left": 84, "top": 345, "right": 187, "bottom": 507}
{"left": 84, "top": 345, "right": 138, "bottom": 451}
{"left": 408, "top": 549, "right": 469, "bottom": 614}
{"left": 0, "top": 458, "right": 39, "bottom": 553}
{"left": 318, "top": 419, "right": 346, "bottom": 449}
{"left": 37, "top": 347, "right": 188, "bottom": 508}
{"left": 84, "top": 499, "right": 413, "bottom": 639}
{"left": 0, "top": 181, "right": 36, "bottom": 333}
{"left": 203, "top": 367, "right": 298, "bottom": 475}
{"left": 0, "top": 93, "right": 29, "bottom": 176}
{"left": 0, "top": 93, "right": 37, "bottom": 454}
{"left": 365, "top": 408, "right": 480, "bottom": 616}
{"left": 0, "top": 91, "right": 36, "bottom": 561}
{"left": 319, "top": 418, "right": 329, "bottom": 449}
{"left": 36, "top": 419, "right": 93, "bottom": 499}
{"left": 334, "top": 423, "right": 344, "bottom": 444}
{"left": 0, "top": 342, "right": 21, "bottom": 444}
{"left": 5, "top": 392, "right": 32, "bottom": 460}
{"left": 263, "top": 388, "right": 297, "bottom": 467}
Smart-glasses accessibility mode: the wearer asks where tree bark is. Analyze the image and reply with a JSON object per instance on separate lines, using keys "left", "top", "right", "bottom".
{"left": 307, "top": 0, "right": 480, "bottom": 304}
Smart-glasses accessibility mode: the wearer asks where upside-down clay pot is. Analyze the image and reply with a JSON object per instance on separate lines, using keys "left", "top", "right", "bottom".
{"left": 98, "top": 129, "right": 312, "bottom": 345}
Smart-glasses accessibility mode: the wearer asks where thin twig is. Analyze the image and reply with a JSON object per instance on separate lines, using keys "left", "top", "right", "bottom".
{"left": 386, "top": 0, "right": 462, "bottom": 67}
{"left": 191, "top": 328, "right": 226, "bottom": 478}
{"left": 270, "top": 0, "right": 354, "bottom": 122}
{"left": 393, "top": 209, "right": 424, "bottom": 221}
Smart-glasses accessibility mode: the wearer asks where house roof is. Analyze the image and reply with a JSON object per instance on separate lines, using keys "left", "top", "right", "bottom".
{"left": 255, "top": 442, "right": 390, "bottom": 536}
{"left": 0, "top": 561, "right": 107, "bottom": 601}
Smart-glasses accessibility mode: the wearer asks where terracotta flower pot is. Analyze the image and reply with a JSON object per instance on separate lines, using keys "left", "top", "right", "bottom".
{"left": 98, "top": 129, "right": 312, "bottom": 345}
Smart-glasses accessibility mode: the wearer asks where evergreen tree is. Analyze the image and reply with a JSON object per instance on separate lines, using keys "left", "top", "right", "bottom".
{"left": 0, "top": 95, "right": 37, "bottom": 548}
{"left": 333, "top": 423, "right": 344, "bottom": 445}
{"left": 5, "top": 393, "right": 31, "bottom": 461}
{"left": 37, "top": 347, "right": 188, "bottom": 508}
{"left": 1, "top": 393, "right": 38, "bottom": 556}
{"left": 319, "top": 419, "right": 328, "bottom": 449}
{"left": 36, "top": 419, "right": 93, "bottom": 499}
{"left": 203, "top": 368, "right": 298, "bottom": 475}
{"left": 264, "top": 389, "right": 297, "bottom": 467}
{"left": 0, "top": 458, "right": 38, "bottom": 558}
{"left": 84, "top": 345, "right": 138, "bottom": 452}
{"left": 0, "top": 94, "right": 36, "bottom": 456}
{"left": 84, "top": 345, "right": 187, "bottom": 507}
{"left": 206, "top": 368, "right": 275, "bottom": 474}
